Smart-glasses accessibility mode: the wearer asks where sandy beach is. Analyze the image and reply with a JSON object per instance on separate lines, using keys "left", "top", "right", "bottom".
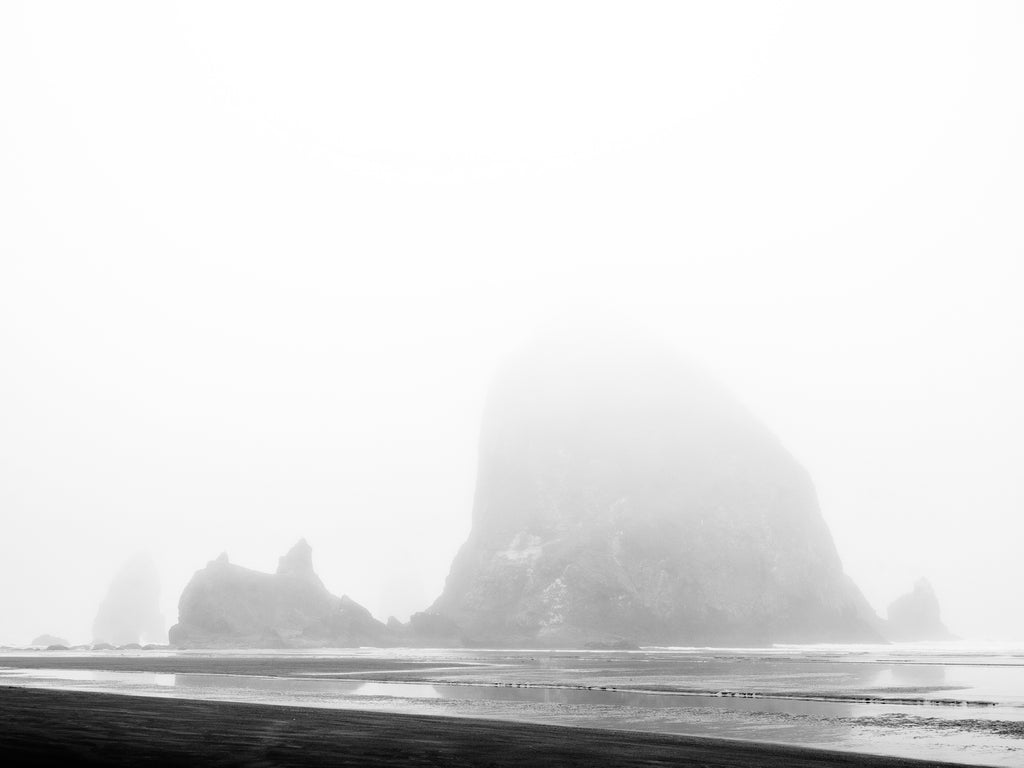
{"left": 0, "top": 686, "right": 967, "bottom": 768}
{"left": 3, "top": 645, "right": 1022, "bottom": 766}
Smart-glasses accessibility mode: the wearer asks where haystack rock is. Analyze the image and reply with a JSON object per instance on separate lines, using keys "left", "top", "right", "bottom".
{"left": 886, "top": 579, "right": 953, "bottom": 641}
{"left": 169, "top": 540, "right": 387, "bottom": 648}
{"left": 429, "top": 328, "right": 882, "bottom": 646}
{"left": 93, "top": 555, "right": 165, "bottom": 646}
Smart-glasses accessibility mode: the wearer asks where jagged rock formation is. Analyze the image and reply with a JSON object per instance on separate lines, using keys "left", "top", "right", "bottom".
{"left": 429, "top": 328, "right": 883, "bottom": 647}
{"left": 886, "top": 579, "right": 953, "bottom": 641}
{"left": 93, "top": 555, "right": 164, "bottom": 646}
{"left": 169, "top": 540, "right": 388, "bottom": 648}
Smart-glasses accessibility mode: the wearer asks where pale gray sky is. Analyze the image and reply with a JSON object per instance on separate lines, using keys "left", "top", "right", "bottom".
{"left": 1, "top": 1, "right": 1022, "bottom": 645}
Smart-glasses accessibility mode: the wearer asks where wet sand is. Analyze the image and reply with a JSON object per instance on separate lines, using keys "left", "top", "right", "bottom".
{"left": 0, "top": 686, "right": 967, "bottom": 767}
{"left": 0, "top": 654, "right": 474, "bottom": 677}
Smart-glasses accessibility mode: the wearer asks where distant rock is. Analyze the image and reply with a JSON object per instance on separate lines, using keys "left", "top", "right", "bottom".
{"left": 378, "top": 611, "right": 464, "bottom": 646}
{"left": 31, "top": 634, "right": 68, "bottom": 647}
{"left": 886, "top": 579, "right": 953, "bottom": 641}
{"left": 407, "top": 612, "right": 463, "bottom": 646}
{"left": 431, "top": 328, "right": 883, "bottom": 646}
{"left": 169, "top": 540, "right": 389, "bottom": 648}
{"left": 583, "top": 639, "right": 639, "bottom": 650}
{"left": 93, "top": 555, "right": 165, "bottom": 646}
{"left": 45, "top": 645, "right": 70, "bottom": 651}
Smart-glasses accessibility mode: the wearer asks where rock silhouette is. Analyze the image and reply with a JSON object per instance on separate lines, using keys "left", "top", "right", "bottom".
{"left": 430, "top": 328, "right": 882, "bottom": 646}
{"left": 30, "top": 634, "right": 69, "bottom": 648}
{"left": 886, "top": 578, "right": 953, "bottom": 641}
{"left": 169, "top": 540, "right": 387, "bottom": 648}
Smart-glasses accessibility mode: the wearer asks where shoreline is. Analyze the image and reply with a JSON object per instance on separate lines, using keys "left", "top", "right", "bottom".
{"left": 0, "top": 686, "right": 970, "bottom": 767}
{"left": 0, "top": 653, "right": 1001, "bottom": 708}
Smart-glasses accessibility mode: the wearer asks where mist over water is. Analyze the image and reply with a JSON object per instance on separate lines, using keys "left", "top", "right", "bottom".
{"left": 1, "top": 2, "right": 1022, "bottom": 648}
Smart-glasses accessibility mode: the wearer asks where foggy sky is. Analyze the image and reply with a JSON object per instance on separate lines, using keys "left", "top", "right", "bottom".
{"left": 1, "top": 1, "right": 1022, "bottom": 645}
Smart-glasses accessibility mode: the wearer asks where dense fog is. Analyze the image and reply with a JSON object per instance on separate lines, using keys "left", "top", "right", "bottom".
{"left": 1, "top": 2, "right": 1021, "bottom": 645}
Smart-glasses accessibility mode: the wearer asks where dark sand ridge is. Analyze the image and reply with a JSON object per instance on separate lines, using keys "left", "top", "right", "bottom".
{"left": 0, "top": 687, "right": 969, "bottom": 768}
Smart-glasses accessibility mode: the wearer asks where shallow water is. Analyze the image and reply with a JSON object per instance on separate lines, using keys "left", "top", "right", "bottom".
{"left": 2, "top": 643, "right": 1023, "bottom": 766}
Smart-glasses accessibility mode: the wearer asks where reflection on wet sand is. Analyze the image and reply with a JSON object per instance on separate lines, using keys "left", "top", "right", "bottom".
{"left": 2, "top": 644, "right": 1023, "bottom": 767}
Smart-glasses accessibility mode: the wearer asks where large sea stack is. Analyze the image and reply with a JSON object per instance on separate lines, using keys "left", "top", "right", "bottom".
{"left": 429, "top": 328, "right": 882, "bottom": 647}
{"left": 169, "top": 540, "right": 387, "bottom": 648}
